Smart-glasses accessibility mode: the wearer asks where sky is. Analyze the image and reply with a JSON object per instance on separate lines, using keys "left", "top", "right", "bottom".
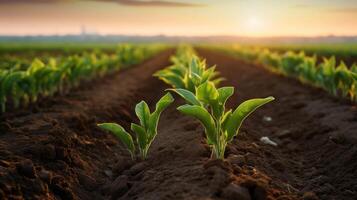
{"left": 0, "top": 0, "right": 357, "bottom": 37}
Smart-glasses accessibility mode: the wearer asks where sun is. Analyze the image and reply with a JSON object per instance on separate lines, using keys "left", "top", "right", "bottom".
{"left": 247, "top": 17, "right": 263, "bottom": 30}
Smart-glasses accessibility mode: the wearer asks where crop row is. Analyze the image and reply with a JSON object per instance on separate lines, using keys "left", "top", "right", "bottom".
{"left": 213, "top": 45, "right": 357, "bottom": 102}
{"left": 98, "top": 45, "right": 274, "bottom": 160}
{"left": 0, "top": 44, "right": 166, "bottom": 112}
{"left": 246, "top": 43, "right": 357, "bottom": 62}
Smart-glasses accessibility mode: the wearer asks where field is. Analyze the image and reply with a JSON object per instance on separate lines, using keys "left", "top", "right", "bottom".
{"left": 239, "top": 43, "right": 357, "bottom": 66}
{"left": 0, "top": 43, "right": 357, "bottom": 200}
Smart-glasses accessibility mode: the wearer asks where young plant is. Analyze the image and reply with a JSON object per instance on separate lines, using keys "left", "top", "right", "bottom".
{"left": 155, "top": 46, "right": 222, "bottom": 93}
{"left": 97, "top": 93, "right": 174, "bottom": 160}
{"left": 316, "top": 57, "right": 338, "bottom": 96}
{"left": 170, "top": 81, "right": 274, "bottom": 159}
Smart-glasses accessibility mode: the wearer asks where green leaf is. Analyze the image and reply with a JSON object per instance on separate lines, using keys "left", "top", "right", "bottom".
{"left": 131, "top": 123, "right": 147, "bottom": 150}
{"left": 167, "top": 88, "right": 201, "bottom": 106}
{"left": 177, "top": 105, "right": 217, "bottom": 145}
{"left": 201, "top": 66, "right": 217, "bottom": 83}
{"left": 135, "top": 101, "right": 151, "bottom": 129}
{"left": 225, "top": 96, "right": 275, "bottom": 142}
{"left": 221, "top": 109, "right": 232, "bottom": 131}
{"left": 28, "top": 58, "right": 45, "bottom": 74}
{"left": 2, "top": 71, "right": 26, "bottom": 95}
{"left": 154, "top": 70, "right": 185, "bottom": 89}
{"left": 189, "top": 71, "right": 202, "bottom": 86}
{"left": 184, "top": 73, "right": 196, "bottom": 93}
{"left": 98, "top": 123, "right": 135, "bottom": 157}
{"left": 148, "top": 92, "right": 174, "bottom": 139}
{"left": 217, "top": 87, "right": 234, "bottom": 105}
{"left": 196, "top": 81, "right": 219, "bottom": 105}
{"left": 190, "top": 57, "right": 201, "bottom": 75}
{"left": 211, "top": 87, "right": 234, "bottom": 119}
{"left": 154, "top": 92, "right": 175, "bottom": 114}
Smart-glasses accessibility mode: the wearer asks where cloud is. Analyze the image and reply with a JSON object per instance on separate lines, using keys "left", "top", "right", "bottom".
{"left": 0, "top": 0, "right": 205, "bottom": 7}
{"left": 100, "top": 0, "right": 204, "bottom": 7}
{"left": 94, "top": 0, "right": 205, "bottom": 7}
{"left": 0, "top": 0, "right": 74, "bottom": 3}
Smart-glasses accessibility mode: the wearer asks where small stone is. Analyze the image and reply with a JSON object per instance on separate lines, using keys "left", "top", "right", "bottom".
{"left": 221, "top": 183, "right": 251, "bottom": 200}
{"left": 302, "top": 191, "right": 319, "bottom": 200}
{"left": 17, "top": 159, "right": 36, "bottom": 178}
{"left": 110, "top": 175, "right": 129, "bottom": 199}
{"left": 262, "top": 116, "right": 272, "bottom": 122}
{"left": 260, "top": 137, "right": 278, "bottom": 147}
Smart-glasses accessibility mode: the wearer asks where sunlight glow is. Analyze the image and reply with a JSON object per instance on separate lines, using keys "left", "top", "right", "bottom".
{"left": 246, "top": 17, "right": 264, "bottom": 30}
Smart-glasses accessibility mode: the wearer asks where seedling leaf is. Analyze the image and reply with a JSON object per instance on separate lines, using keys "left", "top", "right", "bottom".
{"left": 225, "top": 96, "right": 275, "bottom": 142}
{"left": 98, "top": 123, "right": 135, "bottom": 158}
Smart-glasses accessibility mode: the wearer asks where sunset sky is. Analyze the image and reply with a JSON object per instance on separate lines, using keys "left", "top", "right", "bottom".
{"left": 1, "top": 0, "right": 357, "bottom": 37}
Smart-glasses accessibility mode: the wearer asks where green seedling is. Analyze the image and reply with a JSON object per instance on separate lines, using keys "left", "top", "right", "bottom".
{"left": 98, "top": 93, "right": 174, "bottom": 160}
{"left": 155, "top": 46, "right": 222, "bottom": 93}
{"left": 215, "top": 46, "right": 357, "bottom": 103}
{"left": 0, "top": 44, "right": 166, "bottom": 112}
{"left": 170, "top": 81, "right": 274, "bottom": 159}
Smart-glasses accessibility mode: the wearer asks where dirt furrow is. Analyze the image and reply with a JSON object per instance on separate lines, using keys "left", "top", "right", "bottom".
{"left": 2, "top": 48, "right": 356, "bottom": 200}
{"left": 0, "top": 50, "right": 174, "bottom": 200}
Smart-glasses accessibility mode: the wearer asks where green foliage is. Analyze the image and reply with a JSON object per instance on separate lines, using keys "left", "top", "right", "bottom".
{"left": 98, "top": 93, "right": 174, "bottom": 160}
{"left": 154, "top": 45, "right": 222, "bottom": 93}
{"left": 97, "top": 123, "right": 136, "bottom": 159}
{"left": 172, "top": 82, "right": 274, "bottom": 159}
{"left": 213, "top": 45, "right": 357, "bottom": 103}
{"left": 155, "top": 45, "right": 275, "bottom": 160}
{"left": 0, "top": 44, "right": 166, "bottom": 112}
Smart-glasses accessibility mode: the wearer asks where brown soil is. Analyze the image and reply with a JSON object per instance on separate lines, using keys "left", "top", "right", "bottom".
{"left": 0, "top": 48, "right": 356, "bottom": 200}
{"left": 198, "top": 49, "right": 357, "bottom": 200}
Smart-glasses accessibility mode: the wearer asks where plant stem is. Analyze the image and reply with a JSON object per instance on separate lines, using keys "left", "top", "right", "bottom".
{"left": 213, "top": 117, "right": 226, "bottom": 160}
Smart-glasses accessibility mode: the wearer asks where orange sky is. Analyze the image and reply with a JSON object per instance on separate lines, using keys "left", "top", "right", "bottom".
{"left": 1, "top": 0, "right": 357, "bottom": 37}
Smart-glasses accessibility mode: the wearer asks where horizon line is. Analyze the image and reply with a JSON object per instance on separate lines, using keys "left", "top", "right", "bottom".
{"left": 1, "top": 33, "right": 357, "bottom": 39}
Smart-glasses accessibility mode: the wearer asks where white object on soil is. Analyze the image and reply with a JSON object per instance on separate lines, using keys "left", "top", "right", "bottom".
{"left": 263, "top": 116, "right": 272, "bottom": 122}
{"left": 260, "top": 136, "right": 278, "bottom": 147}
